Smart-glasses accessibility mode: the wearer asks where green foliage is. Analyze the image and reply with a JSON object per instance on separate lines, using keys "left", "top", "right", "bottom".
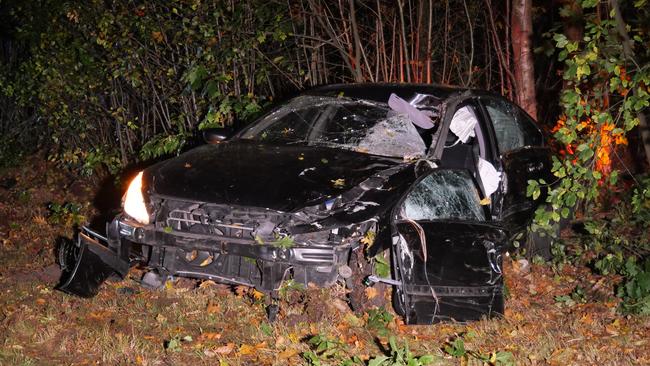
{"left": 631, "top": 176, "right": 650, "bottom": 227}
{"left": 366, "top": 307, "right": 394, "bottom": 336}
{"left": 164, "top": 335, "right": 192, "bottom": 353}
{"left": 278, "top": 278, "right": 305, "bottom": 300}
{"left": 1, "top": 0, "right": 293, "bottom": 173}
{"left": 617, "top": 257, "right": 650, "bottom": 315}
{"left": 140, "top": 133, "right": 189, "bottom": 161}
{"left": 373, "top": 254, "right": 391, "bottom": 278}
{"left": 530, "top": 2, "right": 650, "bottom": 233}
{"left": 301, "top": 334, "right": 362, "bottom": 366}
{"left": 368, "top": 336, "right": 435, "bottom": 366}
{"left": 443, "top": 334, "right": 515, "bottom": 366}
{"left": 47, "top": 202, "right": 85, "bottom": 227}
{"left": 547, "top": 177, "right": 649, "bottom": 314}
{"left": 443, "top": 337, "right": 466, "bottom": 358}
{"left": 555, "top": 286, "right": 587, "bottom": 308}
{"left": 271, "top": 235, "right": 295, "bottom": 249}
{"left": 302, "top": 334, "right": 435, "bottom": 366}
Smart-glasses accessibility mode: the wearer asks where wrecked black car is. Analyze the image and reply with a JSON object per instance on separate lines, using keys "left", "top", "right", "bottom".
{"left": 58, "top": 83, "right": 552, "bottom": 324}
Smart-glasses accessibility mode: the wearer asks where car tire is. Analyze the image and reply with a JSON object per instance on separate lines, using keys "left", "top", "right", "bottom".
{"left": 524, "top": 204, "right": 572, "bottom": 261}
{"left": 524, "top": 225, "right": 555, "bottom": 260}
{"left": 391, "top": 286, "right": 406, "bottom": 316}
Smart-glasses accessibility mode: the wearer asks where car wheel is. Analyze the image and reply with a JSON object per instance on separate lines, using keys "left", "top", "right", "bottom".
{"left": 524, "top": 225, "right": 555, "bottom": 260}
{"left": 524, "top": 202, "right": 574, "bottom": 260}
{"left": 391, "top": 286, "right": 406, "bottom": 316}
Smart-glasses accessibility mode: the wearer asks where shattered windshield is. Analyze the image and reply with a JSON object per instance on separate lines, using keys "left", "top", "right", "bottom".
{"left": 240, "top": 96, "right": 430, "bottom": 158}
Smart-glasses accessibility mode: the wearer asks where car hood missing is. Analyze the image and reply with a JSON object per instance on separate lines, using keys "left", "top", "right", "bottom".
{"left": 147, "top": 140, "right": 401, "bottom": 212}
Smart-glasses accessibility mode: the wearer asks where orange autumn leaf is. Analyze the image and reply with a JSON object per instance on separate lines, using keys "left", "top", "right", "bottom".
{"left": 200, "top": 332, "right": 222, "bottom": 341}
{"left": 239, "top": 344, "right": 255, "bottom": 355}
{"left": 151, "top": 31, "right": 164, "bottom": 43}
{"left": 251, "top": 289, "right": 265, "bottom": 301}
{"left": 206, "top": 302, "right": 221, "bottom": 314}
{"left": 365, "top": 286, "right": 378, "bottom": 300}
{"left": 278, "top": 349, "right": 299, "bottom": 359}
{"left": 235, "top": 285, "right": 249, "bottom": 297}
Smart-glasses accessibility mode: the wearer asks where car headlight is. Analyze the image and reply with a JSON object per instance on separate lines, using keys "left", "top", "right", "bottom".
{"left": 123, "top": 171, "right": 150, "bottom": 224}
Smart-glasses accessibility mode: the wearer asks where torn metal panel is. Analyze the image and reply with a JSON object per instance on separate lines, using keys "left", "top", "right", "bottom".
{"left": 393, "top": 221, "right": 506, "bottom": 324}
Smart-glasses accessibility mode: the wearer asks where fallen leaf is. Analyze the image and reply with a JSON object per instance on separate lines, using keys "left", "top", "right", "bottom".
{"left": 288, "top": 333, "right": 300, "bottom": 344}
{"left": 206, "top": 302, "right": 221, "bottom": 314}
{"left": 199, "top": 280, "right": 217, "bottom": 289}
{"left": 239, "top": 344, "right": 255, "bottom": 355}
{"left": 214, "top": 343, "right": 234, "bottom": 354}
{"left": 331, "top": 178, "right": 345, "bottom": 188}
{"left": 278, "top": 349, "right": 298, "bottom": 359}
{"left": 156, "top": 313, "right": 167, "bottom": 324}
{"left": 200, "top": 332, "right": 222, "bottom": 341}
{"left": 251, "top": 289, "right": 264, "bottom": 301}
{"left": 152, "top": 31, "right": 164, "bottom": 43}
{"left": 365, "top": 286, "right": 378, "bottom": 300}
{"left": 204, "top": 349, "right": 216, "bottom": 358}
{"left": 235, "top": 285, "right": 249, "bottom": 297}
{"left": 331, "top": 298, "right": 349, "bottom": 313}
{"left": 275, "top": 336, "right": 286, "bottom": 347}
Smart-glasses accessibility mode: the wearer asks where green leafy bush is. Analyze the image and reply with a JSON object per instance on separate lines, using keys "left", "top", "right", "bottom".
{"left": 47, "top": 202, "right": 85, "bottom": 227}
{"left": 368, "top": 336, "right": 435, "bottom": 366}
{"left": 1, "top": 0, "right": 294, "bottom": 173}
{"left": 618, "top": 257, "right": 650, "bottom": 315}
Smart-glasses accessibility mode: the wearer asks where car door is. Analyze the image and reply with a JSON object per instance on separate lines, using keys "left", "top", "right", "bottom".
{"left": 391, "top": 168, "right": 507, "bottom": 324}
{"left": 479, "top": 97, "right": 553, "bottom": 232}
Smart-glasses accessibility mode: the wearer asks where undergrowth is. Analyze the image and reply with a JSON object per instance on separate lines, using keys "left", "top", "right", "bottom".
{"left": 550, "top": 175, "right": 650, "bottom": 315}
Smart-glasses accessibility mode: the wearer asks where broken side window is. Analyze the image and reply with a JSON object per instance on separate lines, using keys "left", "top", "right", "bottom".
{"left": 483, "top": 98, "right": 543, "bottom": 154}
{"left": 401, "top": 169, "right": 486, "bottom": 222}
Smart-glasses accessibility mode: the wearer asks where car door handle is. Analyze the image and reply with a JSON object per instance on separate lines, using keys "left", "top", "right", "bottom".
{"left": 526, "top": 162, "right": 544, "bottom": 173}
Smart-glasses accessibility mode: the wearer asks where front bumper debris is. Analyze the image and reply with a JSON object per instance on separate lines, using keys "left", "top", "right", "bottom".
{"left": 58, "top": 214, "right": 353, "bottom": 297}
{"left": 57, "top": 227, "right": 130, "bottom": 297}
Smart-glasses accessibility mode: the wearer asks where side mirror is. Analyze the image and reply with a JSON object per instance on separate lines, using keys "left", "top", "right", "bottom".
{"left": 202, "top": 128, "right": 233, "bottom": 144}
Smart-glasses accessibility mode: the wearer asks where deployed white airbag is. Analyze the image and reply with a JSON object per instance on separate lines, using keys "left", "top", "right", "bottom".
{"left": 450, "top": 106, "right": 477, "bottom": 143}
{"left": 477, "top": 157, "right": 501, "bottom": 196}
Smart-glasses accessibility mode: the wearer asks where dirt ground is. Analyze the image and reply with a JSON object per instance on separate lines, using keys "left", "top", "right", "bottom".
{"left": 0, "top": 157, "right": 648, "bottom": 365}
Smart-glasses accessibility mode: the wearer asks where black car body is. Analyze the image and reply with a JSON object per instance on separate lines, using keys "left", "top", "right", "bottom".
{"left": 58, "top": 83, "right": 552, "bottom": 324}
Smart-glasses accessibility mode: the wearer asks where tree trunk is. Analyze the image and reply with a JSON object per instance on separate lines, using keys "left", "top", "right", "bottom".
{"left": 511, "top": 0, "right": 537, "bottom": 119}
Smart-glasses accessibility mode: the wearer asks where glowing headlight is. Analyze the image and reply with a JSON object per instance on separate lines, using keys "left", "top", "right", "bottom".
{"left": 123, "top": 171, "right": 150, "bottom": 224}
